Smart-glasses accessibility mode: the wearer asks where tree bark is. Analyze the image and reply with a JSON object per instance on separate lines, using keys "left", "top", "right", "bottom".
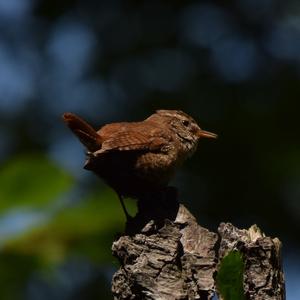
{"left": 111, "top": 192, "right": 285, "bottom": 300}
{"left": 218, "top": 223, "right": 285, "bottom": 300}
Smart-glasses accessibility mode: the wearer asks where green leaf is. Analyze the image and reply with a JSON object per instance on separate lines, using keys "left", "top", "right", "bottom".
{"left": 0, "top": 154, "right": 74, "bottom": 211}
{"left": 216, "top": 251, "right": 246, "bottom": 300}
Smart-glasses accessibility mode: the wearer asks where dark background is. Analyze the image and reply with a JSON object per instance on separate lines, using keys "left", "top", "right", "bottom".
{"left": 0, "top": 0, "right": 299, "bottom": 299}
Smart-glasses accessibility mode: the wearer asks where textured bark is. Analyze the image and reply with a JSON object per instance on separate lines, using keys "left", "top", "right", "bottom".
{"left": 111, "top": 194, "right": 285, "bottom": 300}
{"left": 112, "top": 204, "right": 218, "bottom": 299}
{"left": 218, "top": 223, "right": 285, "bottom": 300}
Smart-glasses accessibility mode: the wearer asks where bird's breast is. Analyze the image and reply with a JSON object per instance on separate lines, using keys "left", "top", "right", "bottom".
{"left": 134, "top": 149, "right": 180, "bottom": 184}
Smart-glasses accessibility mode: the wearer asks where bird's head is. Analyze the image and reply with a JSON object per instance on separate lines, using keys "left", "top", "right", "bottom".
{"left": 151, "top": 109, "right": 217, "bottom": 154}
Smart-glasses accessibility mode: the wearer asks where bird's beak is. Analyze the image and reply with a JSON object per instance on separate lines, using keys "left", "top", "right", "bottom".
{"left": 197, "top": 129, "right": 218, "bottom": 139}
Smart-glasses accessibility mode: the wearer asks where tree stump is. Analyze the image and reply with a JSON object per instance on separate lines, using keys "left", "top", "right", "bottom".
{"left": 111, "top": 191, "right": 285, "bottom": 300}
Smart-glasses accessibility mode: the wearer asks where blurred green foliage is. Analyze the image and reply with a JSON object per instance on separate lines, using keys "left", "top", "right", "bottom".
{"left": 0, "top": 155, "right": 128, "bottom": 299}
{"left": 0, "top": 253, "right": 40, "bottom": 300}
{"left": 4, "top": 191, "right": 124, "bottom": 263}
{"left": 0, "top": 155, "right": 73, "bottom": 210}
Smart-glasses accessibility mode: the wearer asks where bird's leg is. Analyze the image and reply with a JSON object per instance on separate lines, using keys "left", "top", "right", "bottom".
{"left": 117, "top": 192, "right": 131, "bottom": 220}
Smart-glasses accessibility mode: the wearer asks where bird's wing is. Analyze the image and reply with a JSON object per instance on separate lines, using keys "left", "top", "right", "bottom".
{"left": 93, "top": 129, "right": 170, "bottom": 156}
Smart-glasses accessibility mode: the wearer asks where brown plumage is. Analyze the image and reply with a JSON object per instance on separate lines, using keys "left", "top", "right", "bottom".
{"left": 63, "top": 110, "right": 217, "bottom": 218}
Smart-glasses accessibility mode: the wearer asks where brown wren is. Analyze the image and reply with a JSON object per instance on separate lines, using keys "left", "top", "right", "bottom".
{"left": 63, "top": 110, "right": 217, "bottom": 219}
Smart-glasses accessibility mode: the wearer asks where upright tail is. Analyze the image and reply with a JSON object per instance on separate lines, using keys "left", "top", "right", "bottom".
{"left": 62, "top": 113, "right": 102, "bottom": 151}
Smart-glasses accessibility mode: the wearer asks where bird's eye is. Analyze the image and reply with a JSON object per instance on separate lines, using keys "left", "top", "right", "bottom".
{"left": 182, "top": 120, "right": 189, "bottom": 126}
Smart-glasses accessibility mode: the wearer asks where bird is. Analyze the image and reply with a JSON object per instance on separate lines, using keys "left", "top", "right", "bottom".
{"left": 62, "top": 110, "right": 217, "bottom": 219}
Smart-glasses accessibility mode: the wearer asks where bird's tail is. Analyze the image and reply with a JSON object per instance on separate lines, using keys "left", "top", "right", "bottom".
{"left": 62, "top": 112, "right": 102, "bottom": 151}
